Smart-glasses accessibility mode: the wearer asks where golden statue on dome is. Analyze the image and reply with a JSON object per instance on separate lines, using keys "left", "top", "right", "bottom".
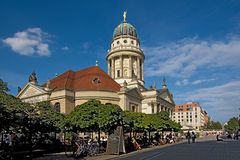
{"left": 123, "top": 11, "right": 127, "bottom": 22}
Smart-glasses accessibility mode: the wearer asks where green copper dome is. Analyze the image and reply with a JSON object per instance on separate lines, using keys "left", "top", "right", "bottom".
{"left": 113, "top": 22, "right": 138, "bottom": 38}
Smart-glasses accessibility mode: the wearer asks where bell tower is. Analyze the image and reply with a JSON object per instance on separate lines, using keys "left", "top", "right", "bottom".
{"left": 106, "top": 12, "right": 145, "bottom": 89}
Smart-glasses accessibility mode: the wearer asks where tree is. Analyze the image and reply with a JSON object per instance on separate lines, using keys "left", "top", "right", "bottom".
{"left": 204, "top": 120, "right": 222, "bottom": 130}
{"left": 225, "top": 117, "right": 239, "bottom": 133}
{"left": 36, "top": 101, "right": 65, "bottom": 133}
{"left": 65, "top": 99, "right": 123, "bottom": 133}
{"left": 0, "top": 79, "right": 9, "bottom": 93}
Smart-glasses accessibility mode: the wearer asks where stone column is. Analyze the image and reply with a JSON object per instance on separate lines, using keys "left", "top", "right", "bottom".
{"left": 120, "top": 55, "right": 123, "bottom": 77}
{"left": 129, "top": 56, "right": 132, "bottom": 78}
{"left": 108, "top": 60, "right": 110, "bottom": 76}
{"left": 137, "top": 57, "right": 140, "bottom": 79}
{"left": 111, "top": 58, "right": 115, "bottom": 78}
{"left": 154, "top": 103, "right": 157, "bottom": 114}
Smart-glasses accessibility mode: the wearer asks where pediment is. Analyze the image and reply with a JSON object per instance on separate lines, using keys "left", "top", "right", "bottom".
{"left": 17, "top": 83, "right": 47, "bottom": 99}
{"left": 126, "top": 88, "right": 143, "bottom": 100}
{"left": 159, "top": 90, "right": 175, "bottom": 105}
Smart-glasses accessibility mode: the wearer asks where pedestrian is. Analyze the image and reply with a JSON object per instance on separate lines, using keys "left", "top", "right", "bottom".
{"left": 187, "top": 131, "right": 191, "bottom": 144}
{"left": 192, "top": 131, "right": 196, "bottom": 143}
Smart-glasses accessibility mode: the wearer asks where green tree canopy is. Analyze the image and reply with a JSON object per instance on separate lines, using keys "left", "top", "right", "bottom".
{"left": 204, "top": 120, "right": 222, "bottom": 130}
{"left": 0, "top": 79, "right": 9, "bottom": 93}
{"left": 65, "top": 100, "right": 123, "bottom": 133}
{"left": 224, "top": 117, "right": 239, "bottom": 133}
{"left": 122, "top": 111, "right": 182, "bottom": 132}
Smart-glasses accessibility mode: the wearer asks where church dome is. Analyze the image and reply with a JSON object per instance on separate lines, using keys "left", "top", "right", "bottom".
{"left": 113, "top": 22, "right": 138, "bottom": 38}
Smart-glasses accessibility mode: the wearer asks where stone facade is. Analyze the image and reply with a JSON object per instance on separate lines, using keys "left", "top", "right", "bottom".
{"left": 17, "top": 13, "right": 175, "bottom": 117}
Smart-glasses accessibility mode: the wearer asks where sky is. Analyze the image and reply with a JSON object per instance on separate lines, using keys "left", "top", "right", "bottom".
{"left": 0, "top": 0, "right": 240, "bottom": 122}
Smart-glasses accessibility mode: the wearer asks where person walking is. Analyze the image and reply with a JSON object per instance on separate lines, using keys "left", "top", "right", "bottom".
{"left": 192, "top": 131, "right": 196, "bottom": 143}
{"left": 187, "top": 131, "right": 191, "bottom": 144}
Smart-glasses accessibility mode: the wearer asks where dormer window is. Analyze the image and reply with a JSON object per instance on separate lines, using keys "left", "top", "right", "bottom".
{"left": 92, "top": 77, "right": 101, "bottom": 84}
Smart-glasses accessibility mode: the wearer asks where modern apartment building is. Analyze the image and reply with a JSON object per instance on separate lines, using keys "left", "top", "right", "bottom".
{"left": 173, "top": 102, "right": 207, "bottom": 131}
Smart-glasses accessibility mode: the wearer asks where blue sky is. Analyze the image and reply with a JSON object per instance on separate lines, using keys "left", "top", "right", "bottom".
{"left": 0, "top": 0, "right": 240, "bottom": 122}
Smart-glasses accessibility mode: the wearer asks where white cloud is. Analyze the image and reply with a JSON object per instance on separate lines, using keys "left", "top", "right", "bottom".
{"left": 177, "top": 81, "right": 240, "bottom": 122}
{"left": 144, "top": 37, "right": 240, "bottom": 78}
{"left": 192, "top": 78, "right": 215, "bottom": 85}
{"left": 176, "top": 79, "right": 189, "bottom": 86}
{"left": 176, "top": 78, "right": 215, "bottom": 86}
{"left": 2, "top": 28, "right": 51, "bottom": 56}
{"left": 61, "top": 46, "right": 69, "bottom": 51}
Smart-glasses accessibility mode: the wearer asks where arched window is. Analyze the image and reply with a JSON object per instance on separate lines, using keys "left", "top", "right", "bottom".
{"left": 54, "top": 102, "right": 60, "bottom": 113}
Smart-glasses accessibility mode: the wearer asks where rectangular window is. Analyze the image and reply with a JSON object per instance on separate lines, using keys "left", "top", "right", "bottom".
{"left": 117, "top": 70, "right": 120, "bottom": 77}
{"left": 157, "top": 105, "right": 160, "bottom": 113}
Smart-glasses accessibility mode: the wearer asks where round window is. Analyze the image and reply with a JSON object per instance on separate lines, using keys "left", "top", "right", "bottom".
{"left": 124, "top": 40, "right": 127, "bottom": 43}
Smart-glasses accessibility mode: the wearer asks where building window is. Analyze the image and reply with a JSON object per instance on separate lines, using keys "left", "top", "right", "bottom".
{"left": 117, "top": 70, "right": 120, "bottom": 77}
{"left": 132, "top": 106, "right": 136, "bottom": 112}
{"left": 131, "top": 41, "right": 134, "bottom": 44}
{"left": 124, "top": 40, "right": 127, "bottom": 43}
{"left": 130, "top": 103, "right": 138, "bottom": 112}
{"left": 157, "top": 104, "right": 160, "bottom": 113}
{"left": 54, "top": 102, "right": 60, "bottom": 113}
{"left": 151, "top": 104, "right": 154, "bottom": 114}
{"left": 117, "top": 41, "right": 120, "bottom": 44}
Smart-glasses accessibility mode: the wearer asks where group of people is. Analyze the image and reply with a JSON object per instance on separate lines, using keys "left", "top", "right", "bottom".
{"left": 186, "top": 131, "right": 196, "bottom": 143}
{"left": 125, "top": 132, "right": 181, "bottom": 152}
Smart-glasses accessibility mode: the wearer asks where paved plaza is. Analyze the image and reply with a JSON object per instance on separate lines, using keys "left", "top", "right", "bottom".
{"left": 34, "top": 139, "right": 240, "bottom": 160}
{"left": 115, "top": 140, "right": 240, "bottom": 160}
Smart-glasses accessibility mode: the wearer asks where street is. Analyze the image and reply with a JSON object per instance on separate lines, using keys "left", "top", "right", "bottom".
{"left": 114, "top": 140, "right": 240, "bottom": 160}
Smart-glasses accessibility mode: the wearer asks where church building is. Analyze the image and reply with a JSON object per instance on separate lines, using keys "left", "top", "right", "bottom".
{"left": 17, "top": 12, "right": 175, "bottom": 117}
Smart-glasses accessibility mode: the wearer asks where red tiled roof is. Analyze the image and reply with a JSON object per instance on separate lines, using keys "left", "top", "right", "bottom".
{"left": 174, "top": 102, "right": 200, "bottom": 112}
{"left": 48, "top": 66, "right": 121, "bottom": 92}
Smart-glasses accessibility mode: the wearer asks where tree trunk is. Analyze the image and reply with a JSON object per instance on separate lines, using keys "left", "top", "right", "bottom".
{"left": 98, "top": 128, "right": 101, "bottom": 145}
